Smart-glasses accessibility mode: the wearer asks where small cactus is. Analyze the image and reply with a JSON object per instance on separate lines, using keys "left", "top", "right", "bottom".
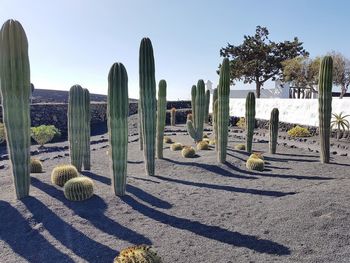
{"left": 269, "top": 108, "right": 279, "bottom": 154}
{"left": 197, "top": 141, "right": 209, "bottom": 150}
{"left": 170, "top": 142, "right": 183, "bottom": 151}
{"left": 114, "top": 245, "right": 162, "bottom": 263}
{"left": 156, "top": 80, "right": 167, "bottom": 159}
{"left": 234, "top": 143, "right": 245, "bottom": 151}
{"left": 170, "top": 107, "right": 176, "bottom": 126}
{"left": 181, "top": 146, "right": 196, "bottom": 158}
{"left": 246, "top": 158, "right": 264, "bottom": 171}
{"left": 187, "top": 80, "right": 205, "bottom": 142}
{"left": 30, "top": 159, "right": 43, "bottom": 173}
{"left": 205, "top": 89, "right": 210, "bottom": 123}
{"left": 163, "top": 136, "right": 172, "bottom": 144}
{"left": 245, "top": 92, "right": 256, "bottom": 153}
{"left": 51, "top": 165, "right": 79, "bottom": 187}
{"left": 64, "top": 177, "right": 94, "bottom": 201}
{"left": 82, "top": 88, "right": 91, "bottom": 170}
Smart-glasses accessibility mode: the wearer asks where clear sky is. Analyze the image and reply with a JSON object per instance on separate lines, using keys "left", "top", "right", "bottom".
{"left": 1, "top": 0, "right": 349, "bottom": 100}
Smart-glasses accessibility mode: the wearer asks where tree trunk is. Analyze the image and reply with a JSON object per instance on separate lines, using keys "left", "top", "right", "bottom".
{"left": 256, "top": 82, "right": 261, "bottom": 98}
{"left": 339, "top": 85, "right": 346, "bottom": 99}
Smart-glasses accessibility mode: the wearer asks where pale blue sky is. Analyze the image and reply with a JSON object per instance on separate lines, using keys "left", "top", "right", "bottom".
{"left": 1, "top": 0, "right": 349, "bottom": 100}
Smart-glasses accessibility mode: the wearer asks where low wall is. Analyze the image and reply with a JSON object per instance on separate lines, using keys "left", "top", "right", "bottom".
{"left": 227, "top": 98, "right": 350, "bottom": 127}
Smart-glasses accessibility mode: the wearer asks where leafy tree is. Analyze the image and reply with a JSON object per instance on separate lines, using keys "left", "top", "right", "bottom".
{"left": 31, "top": 125, "right": 61, "bottom": 147}
{"left": 219, "top": 26, "right": 308, "bottom": 98}
{"left": 329, "top": 52, "right": 350, "bottom": 98}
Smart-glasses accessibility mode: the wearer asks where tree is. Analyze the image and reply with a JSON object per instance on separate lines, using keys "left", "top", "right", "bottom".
{"left": 219, "top": 26, "right": 308, "bottom": 98}
{"left": 329, "top": 51, "right": 350, "bottom": 98}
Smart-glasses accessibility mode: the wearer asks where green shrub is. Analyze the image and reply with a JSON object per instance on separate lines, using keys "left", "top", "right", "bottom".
{"left": 287, "top": 125, "right": 311, "bottom": 137}
{"left": 0, "top": 122, "right": 5, "bottom": 144}
{"left": 31, "top": 125, "right": 61, "bottom": 147}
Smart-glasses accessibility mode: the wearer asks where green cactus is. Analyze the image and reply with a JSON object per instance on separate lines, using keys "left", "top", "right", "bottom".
{"left": 318, "top": 56, "right": 333, "bottom": 163}
{"left": 269, "top": 108, "right": 279, "bottom": 154}
{"left": 217, "top": 58, "right": 230, "bottom": 163}
{"left": 205, "top": 89, "right": 210, "bottom": 123}
{"left": 245, "top": 92, "right": 256, "bottom": 153}
{"left": 187, "top": 80, "right": 205, "bottom": 142}
{"left": 156, "top": 80, "right": 167, "bottom": 159}
{"left": 68, "top": 85, "right": 85, "bottom": 171}
{"left": 170, "top": 107, "right": 176, "bottom": 126}
{"left": 138, "top": 99, "right": 143, "bottom": 151}
{"left": 0, "top": 19, "right": 31, "bottom": 199}
{"left": 108, "top": 62, "right": 129, "bottom": 195}
{"left": 30, "top": 159, "right": 43, "bottom": 173}
{"left": 64, "top": 177, "right": 94, "bottom": 201}
{"left": 191, "top": 85, "right": 196, "bottom": 123}
{"left": 181, "top": 146, "right": 196, "bottom": 158}
{"left": 139, "top": 38, "right": 156, "bottom": 176}
{"left": 213, "top": 99, "right": 218, "bottom": 151}
{"left": 246, "top": 157, "right": 264, "bottom": 171}
{"left": 114, "top": 245, "right": 162, "bottom": 263}
{"left": 212, "top": 88, "right": 218, "bottom": 113}
{"left": 82, "top": 88, "right": 91, "bottom": 170}
{"left": 51, "top": 165, "right": 79, "bottom": 187}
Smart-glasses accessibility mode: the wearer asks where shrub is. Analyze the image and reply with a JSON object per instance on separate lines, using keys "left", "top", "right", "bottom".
{"left": 0, "top": 122, "right": 5, "bottom": 144}
{"left": 246, "top": 158, "right": 264, "bottom": 171}
{"left": 197, "top": 141, "right": 209, "bottom": 150}
{"left": 114, "top": 245, "right": 162, "bottom": 263}
{"left": 181, "top": 146, "right": 196, "bottom": 158}
{"left": 236, "top": 117, "right": 245, "bottom": 129}
{"left": 30, "top": 159, "right": 43, "bottom": 173}
{"left": 51, "top": 164, "right": 79, "bottom": 187}
{"left": 234, "top": 143, "right": 245, "bottom": 150}
{"left": 287, "top": 125, "right": 311, "bottom": 137}
{"left": 31, "top": 125, "right": 61, "bottom": 147}
{"left": 64, "top": 177, "right": 94, "bottom": 201}
{"left": 163, "top": 136, "right": 173, "bottom": 144}
{"left": 170, "top": 142, "right": 183, "bottom": 151}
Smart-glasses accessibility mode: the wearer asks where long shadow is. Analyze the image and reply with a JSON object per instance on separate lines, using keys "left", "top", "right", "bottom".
{"left": 129, "top": 176, "right": 160, "bottom": 184}
{"left": 265, "top": 166, "right": 291, "bottom": 170}
{"left": 21, "top": 197, "right": 117, "bottom": 263}
{"left": 0, "top": 201, "right": 75, "bottom": 263}
{"left": 154, "top": 175, "right": 295, "bottom": 197}
{"left": 31, "top": 177, "right": 151, "bottom": 245}
{"left": 82, "top": 171, "right": 111, "bottom": 185}
{"left": 163, "top": 158, "right": 257, "bottom": 180}
{"left": 329, "top": 161, "right": 350, "bottom": 167}
{"left": 128, "top": 160, "right": 143, "bottom": 164}
{"left": 277, "top": 153, "right": 319, "bottom": 158}
{"left": 121, "top": 195, "right": 290, "bottom": 256}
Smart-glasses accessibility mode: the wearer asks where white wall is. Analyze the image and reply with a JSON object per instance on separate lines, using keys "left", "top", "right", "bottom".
{"left": 227, "top": 98, "right": 350, "bottom": 126}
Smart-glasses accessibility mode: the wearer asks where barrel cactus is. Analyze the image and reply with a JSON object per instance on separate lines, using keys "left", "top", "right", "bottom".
{"left": 187, "top": 80, "right": 205, "bottom": 142}
{"left": 64, "top": 177, "right": 94, "bottom": 201}
{"left": 181, "top": 146, "right": 196, "bottom": 158}
{"left": 30, "top": 159, "right": 43, "bottom": 173}
{"left": 318, "top": 56, "right": 333, "bottom": 163}
{"left": 163, "top": 136, "right": 172, "bottom": 144}
{"left": 234, "top": 143, "right": 246, "bottom": 150}
{"left": 108, "top": 62, "right": 129, "bottom": 196}
{"left": 205, "top": 89, "right": 210, "bottom": 123}
{"left": 170, "top": 142, "right": 183, "bottom": 151}
{"left": 82, "top": 88, "right": 91, "bottom": 170}
{"left": 139, "top": 38, "right": 156, "bottom": 176}
{"left": 170, "top": 107, "right": 176, "bottom": 126}
{"left": 0, "top": 19, "right": 31, "bottom": 199}
{"left": 156, "top": 80, "right": 167, "bottom": 159}
{"left": 269, "top": 108, "right": 279, "bottom": 154}
{"left": 197, "top": 141, "right": 209, "bottom": 150}
{"left": 114, "top": 245, "right": 162, "bottom": 263}
{"left": 68, "top": 85, "right": 85, "bottom": 171}
{"left": 51, "top": 165, "right": 79, "bottom": 187}
{"left": 245, "top": 92, "right": 256, "bottom": 153}
{"left": 217, "top": 58, "right": 230, "bottom": 163}
{"left": 246, "top": 158, "right": 264, "bottom": 171}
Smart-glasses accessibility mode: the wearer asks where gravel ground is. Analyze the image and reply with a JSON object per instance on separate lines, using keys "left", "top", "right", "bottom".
{"left": 1, "top": 118, "right": 350, "bottom": 263}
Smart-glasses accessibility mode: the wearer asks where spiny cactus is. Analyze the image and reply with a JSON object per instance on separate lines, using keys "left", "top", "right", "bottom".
{"left": 30, "top": 159, "right": 43, "bottom": 173}
{"left": 197, "top": 140, "right": 209, "bottom": 150}
{"left": 64, "top": 177, "right": 94, "bottom": 201}
{"left": 163, "top": 136, "right": 172, "bottom": 144}
{"left": 114, "top": 245, "right": 162, "bottom": 263}
{"left": 82, "top": 88, "right": 91, "bottom": 170}
{"left": 170, "top": 107, "right": 176, "bottom": 126}
{"left": 139, "top": 37, "right": 156, "bottom": 176}
{"left": 156, "top": 80, "right": 167, "bottom": 159}
{"left": 181, "top": 146, "right": 196, "bottom": 158}
{"left": 249, "top": 152, "right": 264, "bottom": 160}
{"left": 187, "top": 80, "right": 205, "bottom": 142}
{"left": 234, "top": 143, "right": 245, "bottom": 150}
{"left": 0, "top": 19, "right": 31, "bottom": 199}
{"left": 246, "top": 158, "right": 264, "bottom": 171}
{"left": 217, "top": 58, "right": 230, "bottom": 163}
{"left": 51, "top": 165, "right": 79, "bottom": 187}
{"left": 108, "top": 62, "right": 129, "bottom": 195}
{"left": 209, "top": 139, "right": 216, "bottom": 145}
{"left": 212, "top": 88, "right": 218, "bottom": 112}
{"left": 205, "top": 89, "right": 210, "bottom": 123}
{"left": 318, "top": 56, "right": 333, "bottom": 163}
{"left": 170, "top": 142, "right": 183, "bottom": 151}
{"left": 191, "top": 85, "right": 196, "bottom": 122}
{"left": 245, "top": 92, "right": 256, "bottom": 153}
{"left": 68, "top": 85, "right": 85, "bottom": 171}
{"left": 213, "top": 99, "right": 218, "bottom": 151}
{"left": 187, "top": 113, "right": 193, "bottom": 122}
{"left": 269, "top": 108, "right": 279, "bottom": 154}
{"left": 138, "top": 100, "right": 143, "bottom": 151}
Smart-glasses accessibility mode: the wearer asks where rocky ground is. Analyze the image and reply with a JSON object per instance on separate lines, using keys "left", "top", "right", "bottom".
{"left": 1, "top": 116, "right": 350, "bottom": 263}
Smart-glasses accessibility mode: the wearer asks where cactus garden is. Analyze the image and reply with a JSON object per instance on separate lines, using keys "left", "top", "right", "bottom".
{"left": 1, "top": 3, "right": 350, "bottom": 263}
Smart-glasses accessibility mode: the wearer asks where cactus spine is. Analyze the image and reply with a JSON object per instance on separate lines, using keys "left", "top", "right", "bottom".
{"left": 217, "top": 58, "right": 230, "bottom": 163}
{"left": 205, "top": 89, "right": 210, "bottom": 123}
{"left": 139, "top": 38, "right": 156, "bottom": 176}
{"left": 156, "top": 80, "right": 167, "bottom": 159}
{"left": 68, "top": 85, "right": 85, "bottom": 171}
{"left": 0, "top": 20, "right": 31, "bottom": 199}
{"left": 269, "top": 108, "right": 279, "bottom": 154}
{"left": 108, "top": 62, "right": 129, "bottom": 195}
{"left": 83, "top": 88, "right": 91, "bottom": 170}
{"left": 318, "top": 56, "right": 333, "bottom": 163}
{"left": 245, "top": 92, "right": 256, "bottom": 153}
{"left": 187, "top": 80, "right": 205, "bottom": 142}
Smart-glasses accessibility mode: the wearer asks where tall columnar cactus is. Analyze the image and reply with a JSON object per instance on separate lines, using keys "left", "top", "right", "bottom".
{"left": 138, "top": 100, "right": 143, "bottom": 151}
{"left": 191, "top": 85, "right": 196, "bottom": 123}
{"left": 187, "top": 80, "right": 205, "bottom": 142}
{"left": 213, "top": 99, "right": 218, "bottom": 151}
{"left": 83, "top": 88, "right": 91, "bottom": 170}
{"left": 156, "top": 80, "right": 167, "bottom": 159}
{"left": 217, "top": 58, "right": 230, "bottom": 163}
{"left": 269, "top": 108, "right": 279, "bottom": 154}
{"left": 170, "top": 107, "right": 176, "bottom": 126}
{"left": 318, "top": 56, "right": 333, "bottom": 163}
{"left": 245, "top": 92, "right": 256, "bottom": 153}
{"left": 0, "top": 19, "right": 31, "bottom": 199}
{"left": 139, "top": 37, "right": 156, "bottom": 176}
{"left": 68, "top": 85, "right": 85, "bottom": 171}
{"left": 205, "top": 89, "right": 210, "bottom": 123}
{"left": 108, "top": 62, "right": 129, "bottom": 195}
{"left": 212, "top": 88, "right": 218, "bottom": 118}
